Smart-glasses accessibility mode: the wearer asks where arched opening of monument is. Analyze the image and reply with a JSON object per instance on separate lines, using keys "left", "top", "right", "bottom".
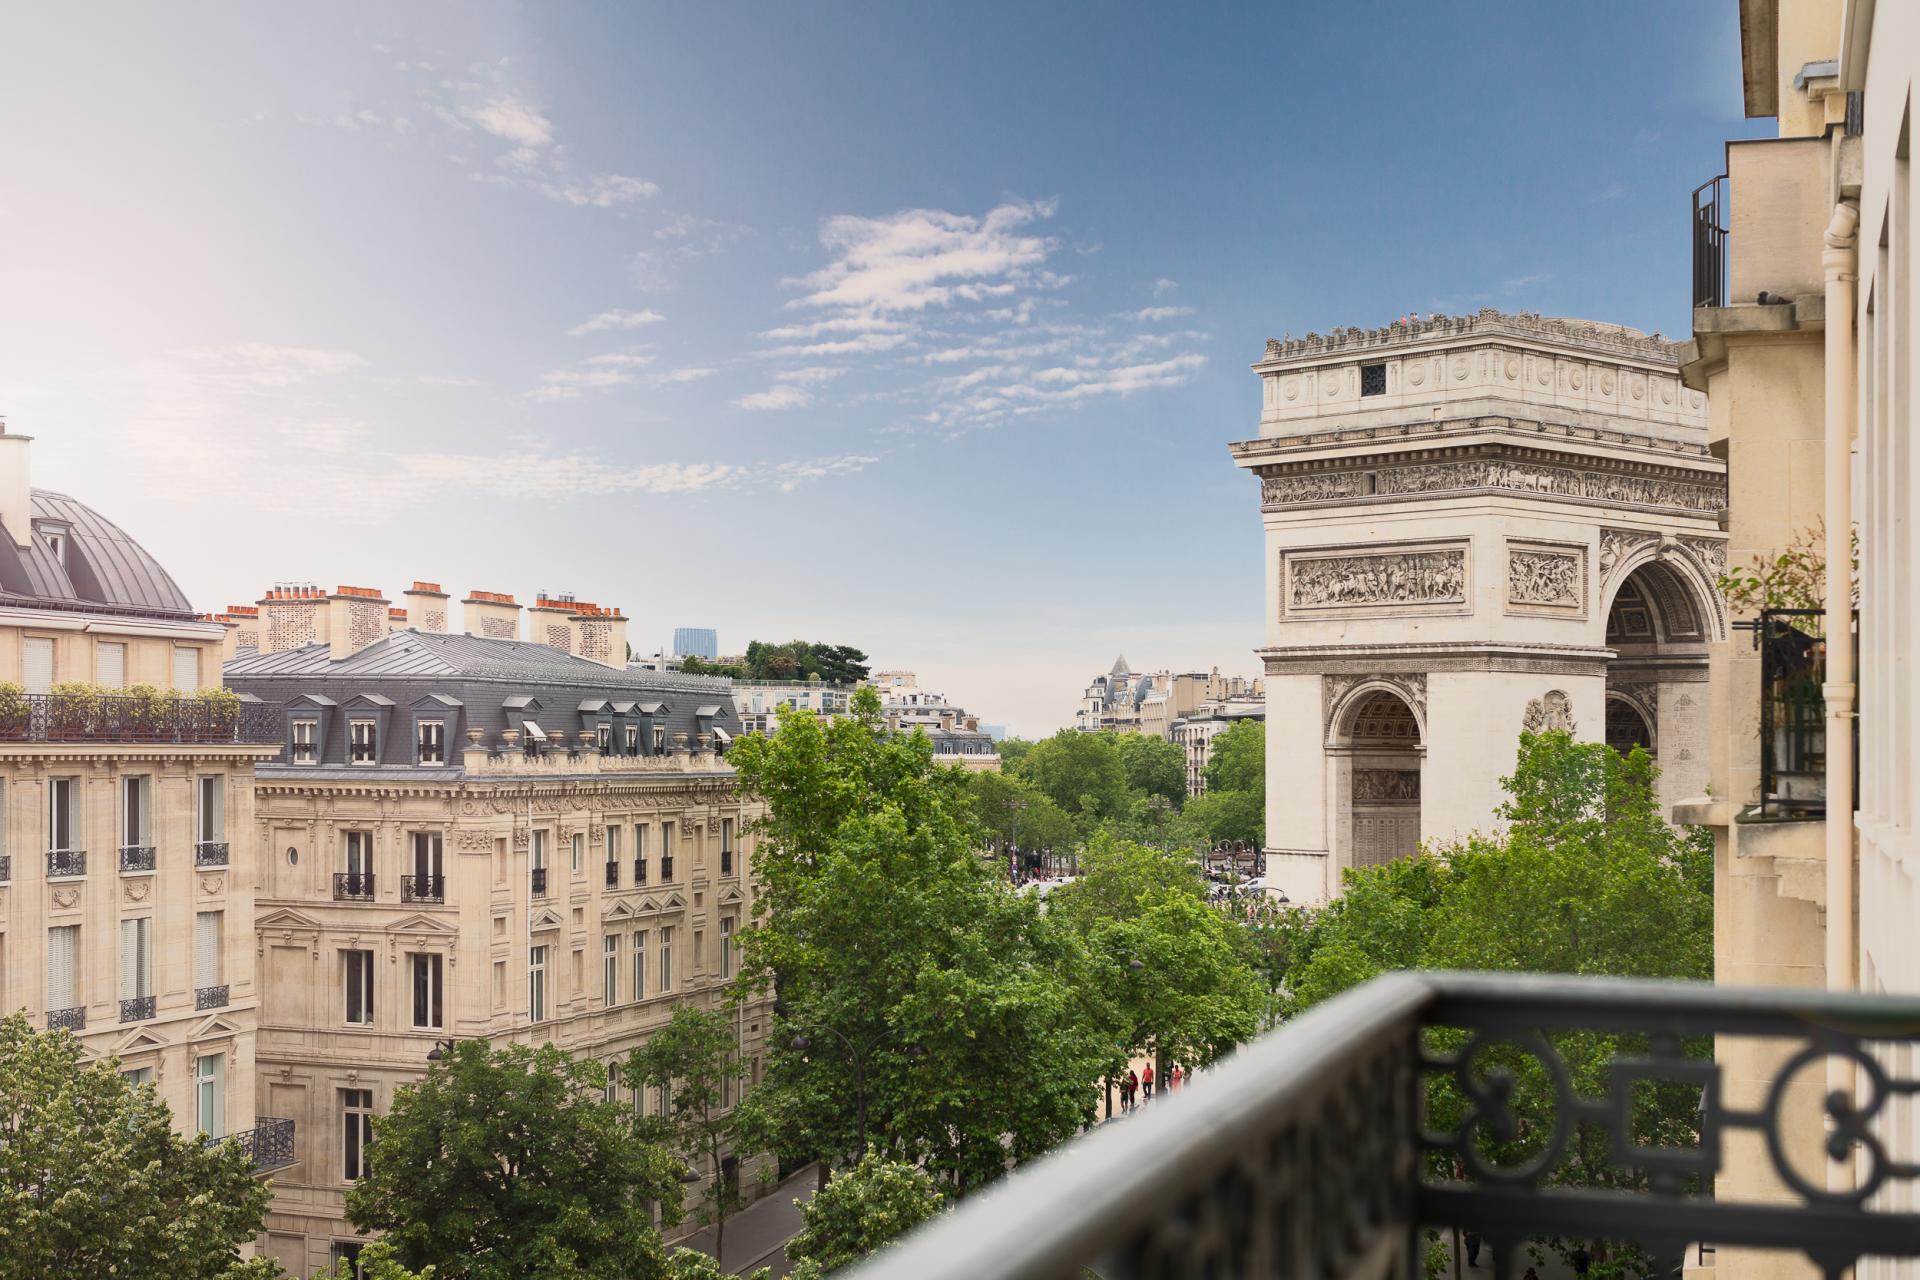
{"left": 1603, "top": 559, "right": 1715, "bottom": 805}
{"left": 1334, "top": 688, "right": 1423, "bottom": 873}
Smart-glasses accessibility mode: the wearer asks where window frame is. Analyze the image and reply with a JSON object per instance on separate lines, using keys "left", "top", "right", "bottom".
{"left": 603, "top": 934, "right": 619, "bottom": 1006}
{"left": 344, "top": 949, "right": 375, "bottom": 1026}
{"left": 409, "top": 952, "right": 443, "bottom": 1029}
{"left": 291, "top": 717, "right": 319, "bottom": 764}
{"left": 342, "top": 1088, "right": 375, "bottom": 1182}
{"left": 349, "top": 718, "right": 378, "bottom": 764}
{"left": 48, "top": 776, "right": 80, "bottom": 853}
{"left": 416, "top": 718, "right": 446, "bottom": 766}
{"left": 529, "top": 944, "right": 549, "bottom": 1023}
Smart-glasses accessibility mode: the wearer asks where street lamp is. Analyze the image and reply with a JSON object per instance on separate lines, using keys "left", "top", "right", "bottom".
{"left": 1002, "top": 797, "right": 1028, "bottom": 882}
{"left": 425, "top": 1037, "right": 457, "bottom": 1062}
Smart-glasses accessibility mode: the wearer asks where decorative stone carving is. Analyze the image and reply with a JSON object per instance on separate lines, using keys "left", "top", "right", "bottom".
{"left": 1373, "top": 460, "right": 1723, "bottom": 514}
{"left": 199, "top": 874, "right": 224, "bottom": 896}
{"left": 1322, "top": 674, "right": 1428, "bottom": 732}
{"left": 1599, "top": 528, "right": 1658, "bottom": 582}
{"left": 1680, "top": 536, "right": 1728, "bottom": 580}
{"left": 1522, "top": 690, "right": 1577, "bottom": 734}
{"left": 512, "top": 830, "right": 529, "bottom": 850}
{"left": 1288, "top": 548, "right": 1465, "bottom": 610}
{"left": 1353, "top": 769, "right": 1421, "bottom": 802}
{"left": 1507, "top": 547, "right": 1583, "bottom": 608}
{"left": 124, "top": 878, "right": 150, "bottom": 902}
{"left": 455, "top": 828, "right": 493, "bottom": 850}
{"left": 1262, "top": 472, "right": 1371, "bottom": 504}
{"left": 51, "top": 885, "right": 80, "bottom": 910}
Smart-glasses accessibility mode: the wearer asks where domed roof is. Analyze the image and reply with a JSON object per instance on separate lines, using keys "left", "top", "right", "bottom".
{"left": 0, "top": 490, "right": 196, "bottom": 619}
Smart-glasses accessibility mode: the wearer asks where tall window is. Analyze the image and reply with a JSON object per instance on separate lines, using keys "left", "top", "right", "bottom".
{"left": 22, "top": 636, "right": 52, "bottom": 694}
{"left": 119, "top": 917, "right": 152, "bottom": 1002}
{"left": 529, "top": 945, "right": 549, "bottom": 1022}
{"left": 634, "top": 824, "right": 648, "bottom": 884}
{"left": 624, "top": 724, "right": 639, "bottom": 754}
{"left": 659, "top": 926, "right": 673, "bottom": 993}
{"left": 416, "top": 720, "right": 445, "bottom": 766}
{"left": 46, "top": 924, "right": 77, "bottom": 1012}
{"left": 196, "top": 1054, "right": 224, "bottom": 1139}
{"left": 409, "top": 953, "right": 443, "bottom": 1029}
{"left": 604, "top": 1063, "right": 619, "bottom": 1103}
{"left": 603, "top": 935, "right": 619, "bottom": 1006}
{"left": 195, "top": 911, "right": 222, "bottom": 994}
{"left": 95, "top": 641, "right": 126, "bottom": 688}
{"left": 291, "top": 718, "right": 318, "bottom": 764}
{"left": 652, "top": 723, "right": 666, "bottom": 752}
{"left": 530, "top": 830, "right": 547, "bottom": 872}
{"left": 344, "top": 830, "right": 373, "bottom": 878}
{"left": 571, "top": 832, "right": 583, "bottom": 874}
{"left": 720, "top": 916, "right": 735, "bottom": 981}
{"left": 349, "top": 719, "right": 378, "bottom": 764}
{"left": 344, "top": 949, "right": 374, "bottom": 1025}
{"left": 721, "top": 818, "right": 733, "bottom": 855}
{"left": 660, "top": 822, "right": 675, "bottom": 874}
{"left": 172, "top": 646, "right": 201, "bottom": 692}
{"left": 48, "top": 777, "right": 79, "bottom": 852}
{"left": 409, "top": 831, "right": 443, "bottom": 900}
{"left": 122, "top": 776, "right": 150, "bottom": 849}
{"left": 632, "top": 929, "right": 647, "bottom": 1002}
{"left": 342, "top": 1089, "right": 374, "bottom": 1181}
{"left": 605, "top": 825, "right": 621, "bottom": 864}
{"left": 196, "top": 776, "right": 223, "bottom": 844}
{"left": 596, "top": 723, "right": 611, "bottom": 753}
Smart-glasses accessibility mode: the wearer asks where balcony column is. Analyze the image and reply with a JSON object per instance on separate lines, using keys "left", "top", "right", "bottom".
{"left": 1822, "top": 198, "right": 1859, "bottom": 1196}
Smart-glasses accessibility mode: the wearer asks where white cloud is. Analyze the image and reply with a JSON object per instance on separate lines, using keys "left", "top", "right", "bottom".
{"left": 735, "top": 385, "right": 812, "bottom": 411}
{"left": 773, "top": 454, "right": 881, "bottom": 492}
{"left": 786, "top": 199, "right": 1056, "bottom": 314}
{"left": 764, "top": 332, "right": 912, "bottom": 359}
{"left": 540, "top": 174, "right": 659, "bottom": 208}
{"left": 759, "top": 314, "right": 909, "bottom": 341}
{"left": 774, "top": 366, "right": 847, "bottom": 386}
{"left": 1129, "top": 305, "right": 1195, "bottom": 321}
{"left": 463, "top": 96, "right": 552, "bottom": 147}
{"left": 1151, "top": 277, "right": 1179, "bottom": 297}
{"left": 527, "top": 366, "right": 638, "bottom": 401}
{"left": 653, "top": 367, "right": 717, "bottom": 384}
{"left": 568, "top": 309, "right": 666, "bottom": 336}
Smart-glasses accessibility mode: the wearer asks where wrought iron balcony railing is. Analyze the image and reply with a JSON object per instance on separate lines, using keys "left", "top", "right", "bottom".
{"left": 196, "top": 984, "right": 229, "bottom": 1010}
{"left": 119, "top": 844, "right": 156, "bottom": 873}
{"left": 530, "top": 867, "right": 548, "bottom": 896}
{"left": 0, "top": 693, "right": 283, "bottom": 744}
{"left": 401, "top": 873, "right": 445, "bottom": 903}
{"left": 333, "top": 871, "right": 375, "bottom": 901}
{"left": 195, "top": 840, "right": 229, "bottom": 867}
{"left": 659, "top": 855, "right": 674, "bottom": 881}
{"left": 0, "top": 853, "right": 11, "bottom": 882}
{"left": 634, "top": 858, "right": 647, "bottom": 885}
{"left": 850, "top": 971, "right": 1920, "bottom": 1280}
{"left": 46, "top": 1006, "right": 85, "bottom": 1032}
{"left": 47, "top": 848, "right": 85, "bottom": 878}
{"left": 605, "top": 861, "right": 620, "bottom": 889}
{"left": 1692, "top": 173, "right": 1729, "bottom": 309}
{"left": 119, "top": 995, "right": 155, "bottom": 1023}
{"left": 224, "top": 1116, "right": 296, "bottom": 1173}
{"left": 720, "top": 849, "right": 734, "bottom": 877}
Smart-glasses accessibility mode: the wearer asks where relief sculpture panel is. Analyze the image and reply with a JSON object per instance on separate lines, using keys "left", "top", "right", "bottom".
{"left": 1373, "top": 459, "right": 1724, "bottom": 514}
{"left": 1352, "top": 769, "right": 1421, "bottom": 802}
{"left": 1286, "top": 546, "right": 1466, "bottom": 615}
{"left": 1505, "top": 542, "right": 1586, "bottom": 618}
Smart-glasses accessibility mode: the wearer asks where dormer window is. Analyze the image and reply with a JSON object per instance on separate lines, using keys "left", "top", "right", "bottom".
{"left": 37, "top": 524, "right": 68, "bottom": 566}
{"left": 349, "top": 719, "right": 378, "bottom": 764}
{"left": 417, "top": 720, "right": 445, "bottom": 766}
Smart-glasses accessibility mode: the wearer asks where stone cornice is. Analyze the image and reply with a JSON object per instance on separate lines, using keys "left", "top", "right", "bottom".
{"left": 0, "top": 742, "right": 285, "bottom": 764}
{"left": 1257, "top": 308, "right": 1682, "bottom": 367}
{"left": 1229, "top": 414, "right": 1717, "bottom": 466}
{"left": 1260, "top": 641, "right": 1616, "bottom": 678}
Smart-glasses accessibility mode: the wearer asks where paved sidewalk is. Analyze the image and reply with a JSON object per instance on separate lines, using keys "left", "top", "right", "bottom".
{"left": 679, "top": 1164, "right": 819, "bottom": 1276}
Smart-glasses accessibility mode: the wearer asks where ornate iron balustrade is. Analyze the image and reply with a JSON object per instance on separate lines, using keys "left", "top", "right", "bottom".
{"left": 196, "top": 984, "right": 229, "bottom": 1010}
{"left": 605, "top": 861, "right": 620, "bottom": 889}
{"left": 1, "top": 693, "right": 283, "bottom": 744}
{"left": 119, "top": 995, "right": 155, "bottom": 1023}
{"left": 720, "top": 849, "right": 734, "bottom": 877}
{"left": 634, "top": 858, "right": 647, "bottom": 885}
{"left": 1692, "top": 174, "right": 1729, "bottom": 309}
{"left": 659, "top": 855, "right": 674, "bottom": 881}
{"left": 118, "top": 844, "right": 157, "bottom": 873}
{"left": 0, "top": 853, "right": 11, "bottom": 882}
{"left": 47, "top": 848, "right": 86, "bottom": 878}
{"left": 195, "top": 840, "right": 229, "bottom": 867}
{"left": 401, "top": 873, "right": 445, "bottom": 903}
{"left": 530, "top": 867, "right": 547, "bottom": 896}
{"left": 227, "top": 1116, "right": 296, "bottom": 1173}
{"left": 46, "top": 1006, "right": 85, "bottom": 1032}
{"left": 850, "top": 972, "right": 1920, "bottom": 1280}
{"left": 333, "top": 871, "right": 375, "bottom": 901}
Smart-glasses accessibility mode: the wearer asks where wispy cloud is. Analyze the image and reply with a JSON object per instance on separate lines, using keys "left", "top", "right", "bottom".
{"left": 1127, "top": 305, "right": 1195, "bottom": 322}
{"left": 772, "top": 454, "right": 882, "bottom": 492}
{"left": 463, "top": 95, "right": 552, "bottom": 147}
{"left": 735, "top": 385, "right": 812, "bottom": 411}
{"left": 567, "top": 308, "right": 666, "bottom": 337}
{"left": 786, "top": 199, "right": 1058, "bottom": 314}
{"left": 1151, "top": 277, "right": 1179, "bottom": 297}
{"left": 1499, "top": 271, "right": 1554, "bottom": 293}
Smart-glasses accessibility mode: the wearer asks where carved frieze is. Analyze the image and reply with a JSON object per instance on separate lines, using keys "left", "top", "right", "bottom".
{"left": 455, "top": 828, "right": 494, "bottom": 850}
{"left": 1263, "top": 472, "right": 1371, "bottom": 505}
{"left": 1522, "top": 690, "right": 1577, "bottom": 734}
{"left": 1322, "top": 674, "right": 1428, "bottom": 734}
{"left": 1373, "top": 460, "right": 1723, "bottom": 513}
{"left": 1352, "top": 769, "right": 1421, "bottom": 802}
{"left": 1679, "top": 535, "right": 1728, "bottom": 580}
{"left": 1505, "top": 541, "right": 1586, "bottom": 617}
{"left": 1286, "top": 545, "right": 1466, "bottom": 614}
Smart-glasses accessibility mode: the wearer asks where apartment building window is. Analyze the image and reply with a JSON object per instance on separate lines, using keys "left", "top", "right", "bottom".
{"left": 123, "top": 1066, "right": 153, "bottom": 1090}
{"left": 632, "top": 929, "right": 646, "bottom": 1002}
{"left": 603, "top": 1063, "right": 619, "bottom": 1103}
{"left": 196, "top": 1053, "right": 224, "bottom": 1139}
{"left": 22, "top": 636, "right": 52, "bottom": 694}
{"left": 172, "top": 646, "right": 201, "bottom": 692}
{"left": 571, "top": 832, "right": 583, "bottom": 875}
{"left": 603, "top": 935, "right": 618, "bottom": 1006}
{"left": 659, "top": 926, "right": 673, "bottom": 994}
{"left": 340, "top": 830, "right": 374, "bottom": 900}
{"left": 47, "top": 924, "right": 78, "bottom": 1022}
{"left": 345, "top": 949, "right": 374, "bottom": 1026}
{"left": 409, "top": 953, "right": 443, "bottom": 1029}
{"left": 122, "top": 775, "right": 151, "bottom": 852}
{"left": 634, "top": 824, "right": 648, "bottom": 884}
{"left": 406, "top": 831, "right": 444, "bottom": 903}
{"left": 529, "top": 945, "right": 549, "bottom": 1023}
{"left": 720, "top": 817, "right": 734, "bottom": 876}
{"left": 720, "top": 916, "right": 735, "bottom": 981}
{"left": 531, "top": 830, "right": 548, "bottom": 896}
{"left": 660, "top": 821, "right": 675, "bottom": 879}
{"left": 119, "top": 917, "right": 153, "bottom": 1020}
{"left": 291, "top": 718, "right": 318, "bottom": 763}
{"left": 95, "top": 641, "right": 126, "bottom": 688}
{"left": 197, "top": 775, "right": 224, "bottom": 845}
{"left": 49, "top": 776, "right": 79, "bottom": 854}
{"left": 349, "top": 719, "right": 378, "bottom": 764}
{"left": 652, "top": 724, "right": 666, "bottom": 752}
{"left": 195, "top": 911, "right": 223, "bottom": 1005}
{"left": 604, "top": 825, "right": 621, "bottom": 888}
{"left": 596, "top": 723, "right": 611, "bottom": 753}
{"left": 343, "top": 1089, "right": 375, "bottom": 1181}
{"left": 624, "top": 724, "right": 639, "bottom": 754}
{"left": 417, "top": 720, "right": 445, "bottom": 766}
{"left": 331, "top": 1243, "right": 365, "bottom": 1280}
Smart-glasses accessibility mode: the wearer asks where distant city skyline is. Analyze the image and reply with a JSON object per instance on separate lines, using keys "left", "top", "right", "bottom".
{"left": 0, "top": 4, "right": 1767, "bottom": 736}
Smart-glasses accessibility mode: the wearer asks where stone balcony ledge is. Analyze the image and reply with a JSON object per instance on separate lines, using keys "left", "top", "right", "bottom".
{"left": 459, "top": 746, "right": 730, "bottom": 778}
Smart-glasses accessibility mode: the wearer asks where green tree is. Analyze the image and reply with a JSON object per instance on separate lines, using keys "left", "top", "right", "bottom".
{"left": 1203, "top": 719, "right": 1265, "bottom": 797}
{"left": 1021, "top": 730, "right": 1128, "bottom": 826}
{"left": 994, "top": 736, "right": 1035, "bottom": 774}
{"left": 957, "top": 769, "right": 1076, "bottom": 857}
{"left": 728, "top": 699, "right": 1105, "bottom": 1193}
{"left": 626, "top": 1006, "right": 752, "bottom": 1265}
{"left": 0, "top": 1013, "right": 277, "bottom": 1280}
{"left": 344, "top": 1039, "right": 684, "bottom": 1280}
{"left": 660, "top": 1248, "right": 768, "bottom": 1280}
{"left": 318, "top": 1242, "right": 435, "bottom": 1280}
{"left": 784, "top": 1151, "right": 945, "bottom": 1280}
{"left": 1180, "top": 786, "right": 1263, "bottom": 847}
{"left": 1114, "top": 732, "right": 1185, "bottom": 806}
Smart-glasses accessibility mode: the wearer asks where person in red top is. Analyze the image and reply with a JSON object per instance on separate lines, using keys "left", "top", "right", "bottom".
{"left": 1123, "top": 1068, "right": 1139, "bottom": 1111}
{"left": 1169, "top": 1063, "right": 1184, "bottom": 1092}
{"left": 1141, "top": 1062, "right": 1155, "bottom": 1100}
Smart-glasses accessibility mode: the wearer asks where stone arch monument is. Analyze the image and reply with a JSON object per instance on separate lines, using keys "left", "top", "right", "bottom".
{"left": 1228, "top": 310, "right": 1727, "bottom": 906}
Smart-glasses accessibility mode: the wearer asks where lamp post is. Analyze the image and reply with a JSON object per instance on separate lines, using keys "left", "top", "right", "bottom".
{"left": 425, "top": 1037, "right": 457, "bottom": 1062}
{"left": 1002, "top": 797, "right": 1028, "bottom": 883}
{"left": 1146, "top": 794, "right": 1172, "bottom": 850}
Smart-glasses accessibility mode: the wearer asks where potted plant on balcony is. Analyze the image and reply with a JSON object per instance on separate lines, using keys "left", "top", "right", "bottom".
{"left": 0, "top": 681, "right": 25, "bottom": 740}
{"left": 191, "top": 687, "right": 241, "bottom": 741}
{"left": 121, "top": 683, "right": 171, "bottom": 741}
{"left": 47, "top": 681, "right": 100, "bottom": 740}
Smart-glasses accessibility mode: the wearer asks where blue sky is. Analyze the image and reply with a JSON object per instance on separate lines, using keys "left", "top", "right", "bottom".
{"left": 0, "top": 4, "right": 1766, "bottom": 735}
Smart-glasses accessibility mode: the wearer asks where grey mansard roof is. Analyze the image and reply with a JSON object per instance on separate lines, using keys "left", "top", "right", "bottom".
{"left": 0, "top": 490, "right": 197, "bottom": 619}
{"left": 227, "top": 629, "right": 736, "bottom": 692}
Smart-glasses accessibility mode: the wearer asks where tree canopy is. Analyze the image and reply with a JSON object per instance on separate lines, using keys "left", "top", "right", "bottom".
{"left": 625, "top": 1006, "right": 752, "bottom": 1264}
{"left": 0, "top": 1013, "right": 276, "bottom": 1280}
{"left": 784, "top": 1151, "right": 946, "bottom": 1280}
{"left": 741, "top": 641, "right": 870, "bottom": 684}
{"left": 344, "top": 1039, "right": 684, "bottom": 1280}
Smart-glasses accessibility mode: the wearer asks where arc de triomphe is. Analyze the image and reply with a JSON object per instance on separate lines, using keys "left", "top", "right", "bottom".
{"left": 1229, "top": 310, "right": 1727, "bottom": 906}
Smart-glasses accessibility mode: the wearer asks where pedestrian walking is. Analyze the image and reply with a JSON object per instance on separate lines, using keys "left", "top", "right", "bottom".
{"left": 1463, "top": 1230, "right": 1482, "bottom": 1268}
{"left": 1170, "top": 1063, "right": 1184, "bottom": 1092}
{"left": 1141, "top": 1063, "right": 1154, "bottom": 1101}
{"left": 1124, "top": 1069, "right": 1139, "bottom": 1112}
{"left": 1570, "top": 1245, "right": 1592, "bottom": 1275}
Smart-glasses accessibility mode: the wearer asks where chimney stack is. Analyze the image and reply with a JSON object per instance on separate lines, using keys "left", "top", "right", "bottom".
{"left": 462, "top": 590, "right": 522, "bottom": 640}
{"left": 387, "top": 606, "right": 408, "bottom": 633}
{"left": 530, "top": 594, "right": 578, "bottom": 654}
{"left": 258, "top": 585, "right": 326, "bottom": 654}
{"left": 403, "top": 581, "right": 449, "bottom": 633}
{"left": 571, "top": 602, "right": 627, "bottom": 668}
{"left": 328, "top": 585, "right": 389, "bottom": 662}
{"left": 225, "top": 606, "right": 261, "bottom": 654}
{"left": 0, "top": 418, "right": 31, "bottom": 551}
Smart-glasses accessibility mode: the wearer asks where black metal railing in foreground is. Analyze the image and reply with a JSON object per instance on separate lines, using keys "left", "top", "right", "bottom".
{"left": 0, "top": 693, "right": 283, "bottom": 744}
{"left": 1692, "top": 174, "right": 1728, "bottom": 310}
{"left": 224, "top": 1117, "right": 296, "bottom": 1173}
{"left": 849, "top": 972, "right": 1920, "bottom": 1280}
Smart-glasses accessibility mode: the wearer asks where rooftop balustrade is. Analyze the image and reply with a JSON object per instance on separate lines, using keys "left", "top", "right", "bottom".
{"left": 0, "top": 692, "right": 283, "bottom": 745}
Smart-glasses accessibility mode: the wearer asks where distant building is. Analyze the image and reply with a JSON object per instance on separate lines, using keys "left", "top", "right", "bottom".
{"left": 982, "top": 724, "right": 1008, "bottom": 742}
{"left": 883, "top": 688, "right": 999, "bottom": 771}
{"left": 1078, "top": 658, "right": 1262, "bottom": 740}
{"left": 671, "top": 627, "right": 718, "bottom": 661}
{"left": 1171, "top": 702, "right": 1267, "bottom": 796}
{"left": 870, "top": 669, "right": 918, "bottom": 694}
{"left": 732, "top": 679, "right": 853, "bottom": 735}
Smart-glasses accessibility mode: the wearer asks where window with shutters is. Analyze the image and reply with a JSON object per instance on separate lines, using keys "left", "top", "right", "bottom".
{"left": 529, "top": 945, "right": 549, "bottom": 1022}
{"left": 196, "top": 776, "right": 223, "bottom": 844}
{"left": 47, "top": 924, "right": 78, "bottom": 1013}
{"left": 342, "top": 1089, "right": 374, "bottom": 1181}
{"left": 344, "top": 949, "right": 374, "bottom": 1025}
{"left": 196, "top": 1053, "right": 224, "bottom": 1139}
{"left": 291, "top": 718, "right": 318, "bottom": 764}
{"left": 632, "top": 929, "right": 646, "bottom": 1001}
{"left": 122, "top": 776, "right": 151, "bottom": 848}
{"left": 95, "top": 641, "right": 126, "bottom": 689}
{"left": 416, "top": 719, "right": 445, "bottom": 766}
{"left": 530, "top": 829, "right": 547, "bottom": 871}
{"left": 48, "top": 777, "right": 79, "bottom": 853}
{"left": 171, "top": 646, "right": 200, "bottom": 692}
{"left": 660, "top": 926, "right": 673, "bottom": 993}
{"left": 409, "top": 953, "right": 442, "bottom": 1029}
{"left": 596, "top": 723, "right": 611, "bottom": 753}
{"left": 119, "top": 917, "right": 152, "bottom": 1001}
{"left": 349, "top": 719, "right": 377, "bottom": 763}
{"left": 653, "top": 723, "right": 666, "bottom": 751}
{"left": 195, "top": 912, "right": 221, "bottom": 990}
{"left": 624, "top": 724, "right": 639, "bottom": 754}
{"left": 603, "top": 935, "right": 618, "bottom": 1005}
{"left": 22, "top": 637, "right": 53, "bottom": 695}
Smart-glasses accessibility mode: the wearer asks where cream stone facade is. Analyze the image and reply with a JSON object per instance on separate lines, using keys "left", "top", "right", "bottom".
{"left": 223, "top": 586, "right": 771, "bottom": 1278}
{"left": 1229, "top": 311, "right": 1727, "bottom": 906}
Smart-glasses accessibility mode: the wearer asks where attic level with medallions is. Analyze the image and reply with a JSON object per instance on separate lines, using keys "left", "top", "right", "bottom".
{"left": 1230, "top": 309, "right": 1726, "bottom": 907}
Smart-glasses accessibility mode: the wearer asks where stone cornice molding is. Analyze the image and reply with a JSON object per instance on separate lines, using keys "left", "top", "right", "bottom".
{"left": 1257, "top": 308, "right": 1683, "bottom": 367}
{"left": 1262, "top": 641, "right": 1614, "bottom": 678}
{"left": 1229, "top": 415, "right": 1718, "bottom": 467}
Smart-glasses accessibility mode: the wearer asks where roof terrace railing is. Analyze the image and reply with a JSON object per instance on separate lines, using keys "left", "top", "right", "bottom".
{"left": 0, "top": 693, "right": 283, "bottom": 745}
{"left": 850, "top": 971, "right": 1920, "bottom": 1280}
